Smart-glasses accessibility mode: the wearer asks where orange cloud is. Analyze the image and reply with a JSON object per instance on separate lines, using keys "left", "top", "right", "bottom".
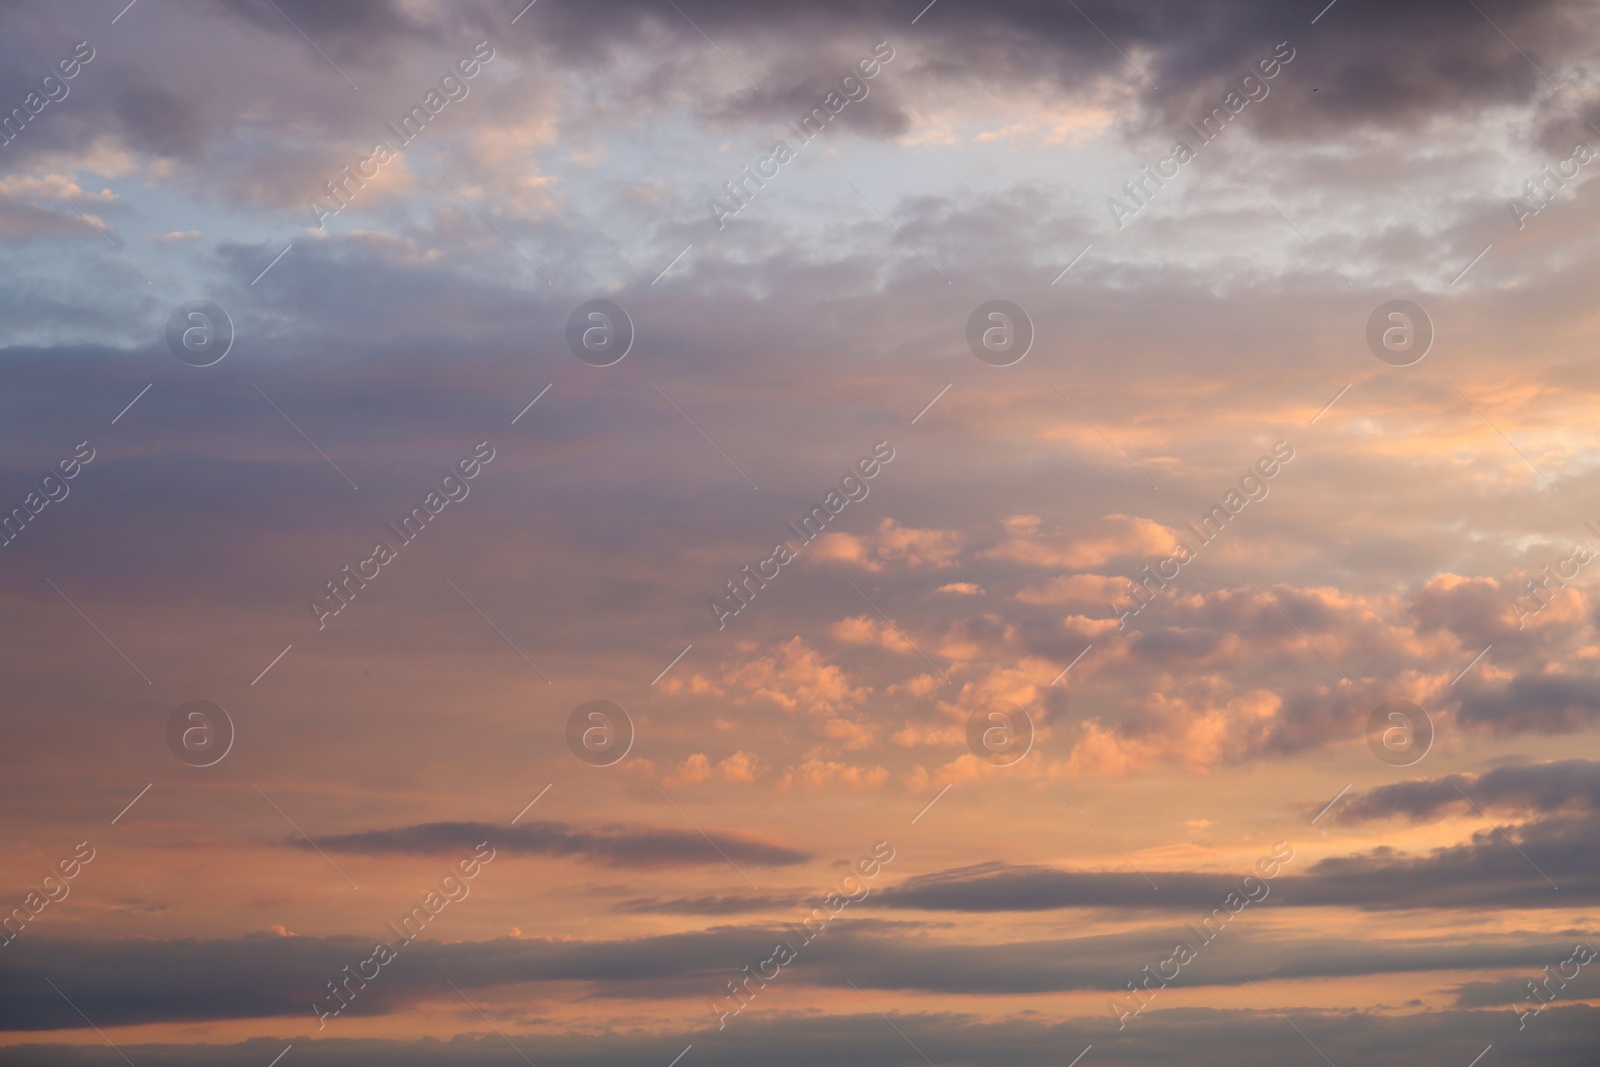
{"left": 778, "top": 759, "right": 890, "bottom": 790}
{"left": 982, "top": 514, "right": 1176, "bottom": 569}
{"left": 812, "top": 518, "right": 964, "bottom": 571}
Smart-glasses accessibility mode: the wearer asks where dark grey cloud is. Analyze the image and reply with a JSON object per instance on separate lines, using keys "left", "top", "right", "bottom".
{"left": 1451, "top": 964, "right": 1600, "bottom": 1009}
{"left": 299, "top": 819, "right": 811, "bottom": 867}
{"left": 871, "top": 817, "right": 1600, "bottom": 912}
{"left": 0, "top": 924, "right": 1580, "bottom": 1030}
{"left": 1410, "top": 574, "right": 1522, "bottom": 651}
{"left": 9, "top": 1006, "right": 1598, "bottom": 1067}
{"left": 1291, "top": 811, "right": 1597, "bottom": 906}
{"left": 513, "top": 0, "right": 1590, "bottom": 143}
{"left": 2, "top": 0, "right": 1591, "bottom": 189}
{"left": 211, "top": 0, "right": 426, "bottom": 48}
{"left": 1342, "top": 760, "right": 1600, "bottom": 822}
{"left": 1458, "top": 675, "right": 1600, "bottom": 734}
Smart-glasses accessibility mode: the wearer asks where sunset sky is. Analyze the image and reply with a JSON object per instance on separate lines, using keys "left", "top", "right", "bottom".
{"left": 2, "top": 0, "right": 1600, "bottom": 1064}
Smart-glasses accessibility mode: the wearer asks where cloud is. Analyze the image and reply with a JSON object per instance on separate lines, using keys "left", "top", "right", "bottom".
{"left": 612, "top": 893, "right": 806, "bottom": 914}
{"left": 1014, "top": 573, "right": 1127, "bottom": 609}
{"left": 1458, "top": 674, "right": 1600, "bottom": 734}
{"left": 4, "top": 1004, "right": 1594, "bottom": 1067}
{"left": 297, "top": 820, "right": 809, "bottom": 867}
{"left": 871, "top": 816, "right": 1600, "bottom": 911}
{"left": 935, "top": 582, "right": 983, "bottom": 595}
{"left": 663, "top": 750, "right": 768, "bottom": 786}
{"left": 981, "top": 514, "right": 1176, "bottom": 570}
{"left": 0, "top": 925, "right": 1586, "bottom": 1029}
{"left": 829, "top": 613, "right": 916, "bottom": 653}
{"left": 812, "top": 518, "right": 964, "bottom": 571}
{"left": 777, "top": 759, "right": 891, "bottom": 790}
{"left": 6, "top": 2, "right": 1600, "bottom": 1061}
{"left": 723, "top": 637, "right": 869, "bottom": 715}
{"left": 1341, "top": 760, "right": 1600, "bottom": 822}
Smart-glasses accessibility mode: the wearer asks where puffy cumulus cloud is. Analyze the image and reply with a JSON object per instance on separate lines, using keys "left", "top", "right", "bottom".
{"left": 905, "top": 751, "right": 1026, "bottom": 790}
{"left": 723, "top": 636, "right": 871, "bottom": 715}
{"left": 828, "top": 613, "right": 916, "bottom": 654}
{"left": 891, "top": 720, "right": 964, "bottom": 749}
{"left": 892, "top": 656, "right": 1061, "bottom": 783}
{"left": 662, "top": 750, "right": 768, "bottom": 786}
{"left": 885, "top": 673, "right": 949, "bottom": 702}
{"left": 1341, "top": 759, "right": 1600, "bottom": 823}
{"left": 981, "top": 514, "right": 1176, "bottom": 570}
{"left": 777, "top": 758, "right": 890, "bottom": 790}
{"left": 931, "top": 612, "right": 1023, "bottom": 667}
{"left": 938, "top": 656, "right": 1050, "bottom": 712}
{"left": 1061, "top": 688, "right": 1280, "bottom": 777}
{"left": 811, "top": 518, "right": 964, "bottom": 571}
{"left": 935, "top": 582, "right": 984, "bottom": 595}
{"left": 671, "top": 563, "right": 1600, "bottom": 782}
{"left": 657, "top": 670, "right": 725, "bottom": 698}
{"left": 1411, "top": 573, "right": 1541, "bottom": 648}
{"left": 675, "top": 638, "right": 886, "bottom": 751}
{"left": 716, "top": 749, "right": 765, "bottom": 782}
{"left": 1032, "top": 572, "right": 1600, "bottom": 773}
{"left": 668, "top": 753, "right": 715, "bottom": 785}
{"left": 815, "top": 712, "right": 881, "bottom": 751}
{"left": 1014, "top": 573, "right": 1128, "bottom": 610}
